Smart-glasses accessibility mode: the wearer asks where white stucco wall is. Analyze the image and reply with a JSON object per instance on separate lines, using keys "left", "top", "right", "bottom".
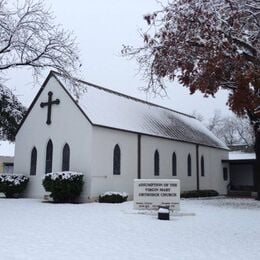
{"left": 199, "top": 146, "right": 229, "bottom": 194}
{"left": 89, "top": 130, "right": 229, "bottom": 199}
{"left": 14, "top": 77, "right": 93, "bottom": 199}
{"left": 141, "top": 136, "right": 197, "bottom": 191}
{"left": 90, "top": 127, "right": 138, "bottom": 199}
{"left": 141, "top": 136, "right": 229, "bottom": 194}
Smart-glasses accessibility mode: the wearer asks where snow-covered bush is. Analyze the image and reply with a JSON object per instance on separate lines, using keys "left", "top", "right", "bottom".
{"left": 42, "top": 172, "right": 84, "bottom": 203}
{"left": 99, "top": 191, "right": 128, "bottom": 203}
{"left": 181, "top": 190, "right": 219, "bottom": 198}
{"left": 0, "top": 174, "right": 29, "bottom": 198}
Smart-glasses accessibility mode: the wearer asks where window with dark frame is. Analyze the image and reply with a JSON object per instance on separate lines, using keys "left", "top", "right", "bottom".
{"left": 154, "top": 150, "right": 160, "bottom": 176}
{"left": 223, "top": 167, "right": 228, "bottom": 181}
{"left": 113, "top": 144, "right": 121, "bottom": 175}
{"left": 172, "top": 152, "right": 177, "bottom": 176}
{"left": 187, "top": 154, "right": 192, "bottom": 176}
{"left": 201, "top": 156, "right": 205, "bottom": 177}
{"left": 3, "top": 163, "right": 14, "bottom": 174}
{"left": 30, "top": 147, "right": 37, "bottom": 176}
{"left": 45, "top": 140, "right": 53, "bottom": 174}
{"left": 62, "top": 143, "right": 70, "bottom": 171}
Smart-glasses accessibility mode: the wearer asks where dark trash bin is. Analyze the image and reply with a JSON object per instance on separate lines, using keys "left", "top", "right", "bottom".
{"left": 158, "top": 206, "right": 170, "bottom": 220}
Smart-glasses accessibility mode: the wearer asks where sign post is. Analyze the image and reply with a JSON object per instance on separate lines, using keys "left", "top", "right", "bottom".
{"left": 134, "top": 179, "right": 180, "bottom": 210}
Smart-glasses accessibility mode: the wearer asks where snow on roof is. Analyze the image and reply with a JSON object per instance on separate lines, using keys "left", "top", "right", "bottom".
{"left": 228, "top": 151, "right": 255, "bottom": 161}
{"left": 0, "top": 141, "right": 15, "bottom": 157}
{"left": 54, "top": 73, "right": 228, "bottom": 150}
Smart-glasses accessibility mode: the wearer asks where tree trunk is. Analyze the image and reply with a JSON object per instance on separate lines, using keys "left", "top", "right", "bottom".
{"left": 254, "top": 130, "right": 260, "bottom": 200}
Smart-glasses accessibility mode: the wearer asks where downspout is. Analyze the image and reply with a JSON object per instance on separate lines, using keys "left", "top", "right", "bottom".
{"left": 137, "top": 134, "right": 141, "bottom": 179}
{"left": 196, "top": 144, "right": 200, "bottom": 191}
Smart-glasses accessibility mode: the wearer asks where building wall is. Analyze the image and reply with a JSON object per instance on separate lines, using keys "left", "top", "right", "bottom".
{"left": 141, "top": 136, "right": 197, "bottom": 191}
{"left": 14, "top": 77, "right": 93, "bottom": 199}
{"left": 141, "top": 136, "right": 229, "bottom": 194}
{"left": 199, "top": 146, "right": 229, "bottom": 194}
{"left": 90, "top": 127, "right": 138, "bottom": 199}
{"left": 89, "top": 130, "right": 229, "bottom": 200}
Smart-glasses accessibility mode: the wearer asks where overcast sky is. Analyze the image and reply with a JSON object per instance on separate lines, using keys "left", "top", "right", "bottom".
{"left": 5, "top": 0, "right": 232, "bottom": 121}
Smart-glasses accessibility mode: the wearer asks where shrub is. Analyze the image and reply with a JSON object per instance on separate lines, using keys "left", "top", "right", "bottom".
{"left": 42, "top": 172, "right": 84, "bottom": 203}
{"left": 181, "top": 190, "right": 219, "bottom": 198}
{"left": 0, "top": 174, "right": 29, "bottom": 198}
{"left": 99, "top": 191, "right": 128, "bottom": 203}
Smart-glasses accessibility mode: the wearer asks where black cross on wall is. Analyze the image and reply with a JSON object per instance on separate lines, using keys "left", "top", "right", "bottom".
{"left": 40, "top": 91, "right": 60, "bottom": 125}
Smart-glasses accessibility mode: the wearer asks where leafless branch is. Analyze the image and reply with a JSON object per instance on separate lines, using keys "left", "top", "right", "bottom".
{"left": 0, "top": 0, "right": 81, "bottom": 88}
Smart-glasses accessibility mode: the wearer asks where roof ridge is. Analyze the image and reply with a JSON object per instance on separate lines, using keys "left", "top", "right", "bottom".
{"left": 51, "top": 71, "right": 195, "bottom": 120}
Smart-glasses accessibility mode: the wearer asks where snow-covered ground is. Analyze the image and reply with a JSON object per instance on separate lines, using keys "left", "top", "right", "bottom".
{"left": 0, "top": 198, "right": 260, "bottom": 260}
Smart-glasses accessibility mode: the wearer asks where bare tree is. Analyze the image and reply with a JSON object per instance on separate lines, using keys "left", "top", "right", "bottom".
{"left": 207, "top": 111, "right": 255, "bottom": 149}
{"left": 191, "top": 110, "right": 204, "bottom": 122}
{"left": 0, "top": 0, "right": 81, "bottom": 141}
{"left": 217, "top": 117, "right": 241, "bottom": 146}
{"left": 0, "top": 0, "right": 80, "bottom": 80}
{"left": 236, "top": 117, "right": 255, "bottom": 147}
{"left": 207, "top": 110, "right": 222, "bottom": 132}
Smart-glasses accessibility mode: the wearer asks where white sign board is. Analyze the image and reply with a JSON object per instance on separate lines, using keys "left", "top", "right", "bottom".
{"left": 134, "top": 179, "right": 180, "bottom": 210}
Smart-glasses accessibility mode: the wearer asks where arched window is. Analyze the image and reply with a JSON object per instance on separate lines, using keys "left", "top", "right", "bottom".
{"left": 30, "top": 147, "right": 37, "bottom": 176}
{"left": 172, "top": 152, "right": 177, "bottom": 176}
{"left": 45, "top": 139, "right": 53, "bottom": 173}
{"left": 154, "top": 150, "right": 160, "bottom": 176}
{"left": 187, "top": 154, "right": 192, "bottom": 176}
{"left": 113, "top": 144, "right": 121, "bottom": 175}
{"left": 62, "top": 143, "right": 70, "bottom": 171}
{"left": 201, "top": 156, "right": 205, "bottom": 177}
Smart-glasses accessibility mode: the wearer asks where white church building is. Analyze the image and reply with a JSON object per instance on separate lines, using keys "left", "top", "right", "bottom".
{"left": 14, "top": 71, "right": 229, "bottom": 200}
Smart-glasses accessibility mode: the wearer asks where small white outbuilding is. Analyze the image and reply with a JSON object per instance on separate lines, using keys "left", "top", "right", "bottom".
{"left": 14, "top": 71, "right": 229, "bottom": 200}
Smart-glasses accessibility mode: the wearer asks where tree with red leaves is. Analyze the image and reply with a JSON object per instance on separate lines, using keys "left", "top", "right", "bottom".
{"left": 123, "top": 0, "right": 260, "bottom": 198}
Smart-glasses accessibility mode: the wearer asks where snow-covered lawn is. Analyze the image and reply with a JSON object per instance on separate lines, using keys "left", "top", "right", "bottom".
{"left": 1, "top": 198, "right": 260, "bottom": 260}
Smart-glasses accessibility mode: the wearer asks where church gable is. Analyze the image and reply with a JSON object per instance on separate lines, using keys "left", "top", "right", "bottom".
{"left": 14, "top": 73, "right": 93, "bottom": 184}
{"left": 16, "top": 73, "right": 92, "bottom": 136}
{"left": 16, "top": 74, "right": 94, "bottom": 151}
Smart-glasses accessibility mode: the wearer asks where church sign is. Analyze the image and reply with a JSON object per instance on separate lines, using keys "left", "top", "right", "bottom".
{"left": 134, "top": 179, "right": 180, "bottom": 210}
